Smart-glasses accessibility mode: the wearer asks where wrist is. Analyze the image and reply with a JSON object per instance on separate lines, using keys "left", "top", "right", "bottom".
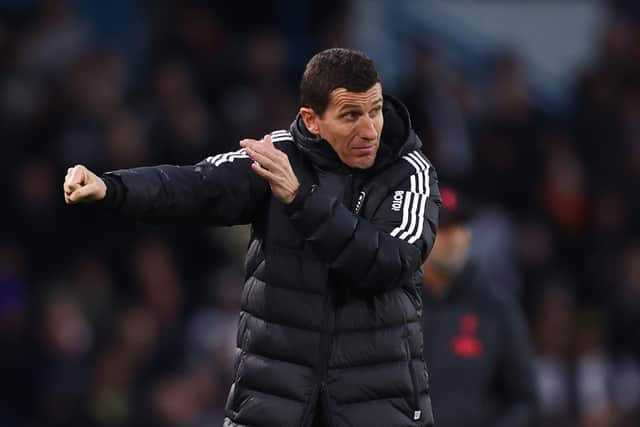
{"left": 285, "top": 183, "right": 317, "bottom": 213}
{"left": 97, "top": 174, "right": 126, "bottom": 209}
{"left": 284, "top": 183, "right": 301, "bottom": 205}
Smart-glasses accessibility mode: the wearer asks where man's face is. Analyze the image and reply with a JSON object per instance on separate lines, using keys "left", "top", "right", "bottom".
{"left": 301, "top": 83, "right": 383, "bottom": 169}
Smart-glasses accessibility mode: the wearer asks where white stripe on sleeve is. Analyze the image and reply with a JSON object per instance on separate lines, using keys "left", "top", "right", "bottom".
{"left": 408, "top": 193, "right": 429, "bottom": 244}
{"left": 389, "top": 151, "right": 433, "bottom": 243}
{"left": 205, "top": 148, "right": 249, "bottom": 166}
{"left": 390, "top": 191, "right": 413, "bottom": 237}
{"left": 399, "top": 192, "right": 421, "bottom": 240}
{"left": 409, "top": 151, "right": 429, "bottom": 170}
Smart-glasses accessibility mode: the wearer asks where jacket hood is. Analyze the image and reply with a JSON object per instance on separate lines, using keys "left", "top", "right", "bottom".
{"left": 289, "top": 94, "right": 422, "bottom": 173}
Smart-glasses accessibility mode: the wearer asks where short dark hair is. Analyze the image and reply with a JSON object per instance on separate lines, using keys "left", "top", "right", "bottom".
{"left": 300, "top": 48, "right": 381, "bottom": 116}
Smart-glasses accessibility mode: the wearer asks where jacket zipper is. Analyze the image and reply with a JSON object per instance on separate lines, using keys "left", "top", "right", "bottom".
{"left": 321, "top": 380, "right": 335, "bottom": 427}
{"left": 311, "top": 172, "right": 358, "bottom": 427}
{"left": 317, "top": 289, "right": 335, "bottom": 427}
{"left": 350, "top": 174, "right": 370, "bottom": 215}
{"left": 300, "top": 385, "right": 319, "bottom": 427}
{"left": 353, "top": 190, "right": 366, "bottom": 215}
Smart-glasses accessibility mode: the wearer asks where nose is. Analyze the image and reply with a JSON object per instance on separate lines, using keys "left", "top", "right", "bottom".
{"left": 359, "top": 116, "right": 378, "bottom": 141}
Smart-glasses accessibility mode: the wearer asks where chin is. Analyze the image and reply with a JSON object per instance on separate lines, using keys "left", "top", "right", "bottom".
{"left": 350, "top": 157, "right": 376, "bottom": 169}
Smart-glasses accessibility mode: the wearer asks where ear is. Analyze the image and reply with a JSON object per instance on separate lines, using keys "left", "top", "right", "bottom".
{"left": 300, "top": 107, "right": 321, "bottom": 136}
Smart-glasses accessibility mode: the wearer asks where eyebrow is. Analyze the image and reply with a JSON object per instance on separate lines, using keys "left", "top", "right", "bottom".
{"left": 338, "top": 98, "right": 384, "bottom": 112}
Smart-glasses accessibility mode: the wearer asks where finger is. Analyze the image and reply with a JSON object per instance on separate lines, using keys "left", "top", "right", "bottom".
{"left": 260, "top": 134, "right": 276, "bottom": 152}
{"left": 66, "top": 181, "right": 82, "bottom": 194}
{"left": 69, "top": 182, "right": 98, "bottom": 203}
{"left": 239, "top": 134, "right": 272, "bottom": 146}
{"left": 64, "top": 191, "right": 78, "bottom": 205}
{"left": 244, "top": 141, "right": 280, "bottom": 160}
{"left": 245, "top": 147, "right": 278, "bottom": 170}
{"left": 239, "top": 138, "right": 262, "bottom": 148}
{"left": 264, "top": 135, "right": 288, "bottom": 161}
{"left": 246, "top": 145, "right": 284, "bottom": 170}
{"left": 263, "top": 134, "right": 272, "bottom": 147}
{"left": 242, "top": 139, "right": 269, "bottom": 153}
{"left": 251, "top": 161, "right": 276, "bottom": 181}
{"left": 63, "top": 176, "right": 81, "bottom": 194}
{"left": 244, "top": 134, "right": 279, "bottom": 154}
{"left": 68, "top": 166, "right": 85, "bottom": 185}
{"left": 66, "top": 192, "right": 79, "bottom": 204}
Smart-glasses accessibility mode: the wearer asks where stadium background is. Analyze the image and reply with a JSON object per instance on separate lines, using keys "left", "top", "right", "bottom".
{"left": 1, "top": 1, "right": 640, "bottom": 426}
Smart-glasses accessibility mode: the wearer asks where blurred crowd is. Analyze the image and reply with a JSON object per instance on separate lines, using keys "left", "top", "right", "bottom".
{"left": 1, "top": 1, "right": 640, "bottom": 426}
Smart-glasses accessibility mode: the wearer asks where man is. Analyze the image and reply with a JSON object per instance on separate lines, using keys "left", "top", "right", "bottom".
{"left": 421, "top": 187, "right": 536, "bottom": 427}
{"left": 63, "top": 48, "right": 440, "bottom": 427}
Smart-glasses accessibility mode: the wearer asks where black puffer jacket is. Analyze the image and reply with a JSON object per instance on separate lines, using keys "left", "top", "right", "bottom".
{"left": 101, "top": 96, "right": 441, "bottom": 427}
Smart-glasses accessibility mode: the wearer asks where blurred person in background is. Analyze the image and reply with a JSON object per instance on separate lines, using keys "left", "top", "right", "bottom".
{"left": 63, "top": 48, "right": 441, "bottom": 427}
{"left": 422, "top": 187, "right": 537, "bottom": 427}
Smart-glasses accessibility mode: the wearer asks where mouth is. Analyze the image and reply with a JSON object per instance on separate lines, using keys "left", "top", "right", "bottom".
{"left": 352, "top": 145, "right": 377, "bottom": 155}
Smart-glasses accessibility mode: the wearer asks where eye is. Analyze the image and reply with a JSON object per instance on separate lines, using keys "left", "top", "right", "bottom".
{"left": 343, "top": 111, "right": 360, "bottom": 121}
{"left": 369, "top": 106, "right": 382, "bottom": 118}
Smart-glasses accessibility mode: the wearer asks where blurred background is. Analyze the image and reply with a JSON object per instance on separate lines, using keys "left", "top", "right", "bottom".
{"left": 1, "top": 0, "right": 639, "bottom": 426}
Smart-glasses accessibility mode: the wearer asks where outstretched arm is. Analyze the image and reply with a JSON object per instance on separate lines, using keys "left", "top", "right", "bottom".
{"left": 63, "top": 148, "right": 270, "bottom": 226}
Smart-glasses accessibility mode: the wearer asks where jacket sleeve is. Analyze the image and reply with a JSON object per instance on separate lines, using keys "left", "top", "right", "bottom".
{"left": 493, "top": 300, "right": 538, "bottom": 427}
{"left": 101, "top": 148, "right": 270, "bottom": 226}
{"left": 287, "top": 153, "right": 440, "bottom": 292}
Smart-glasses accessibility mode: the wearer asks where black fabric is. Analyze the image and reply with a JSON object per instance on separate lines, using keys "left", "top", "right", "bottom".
{"left": 422, "top": 262, "right": 537, "bottom": 427}
{"left": 102, "top": 97, "right": 440, "bottom": 427}
{"left": 98, "top": 173, "right": 126, "bottom": 210}
{"left": 311, "top": 393, "right": 326, "bottom": 427}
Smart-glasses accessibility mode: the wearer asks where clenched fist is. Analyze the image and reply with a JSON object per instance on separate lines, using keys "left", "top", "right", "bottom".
{"left": 63, "top": 165, "right": 107, "bottom": 204}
